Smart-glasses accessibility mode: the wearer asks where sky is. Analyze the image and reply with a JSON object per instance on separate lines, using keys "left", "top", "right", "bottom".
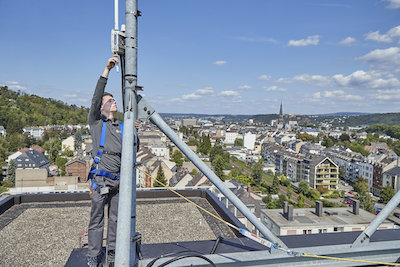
{"left": 1, "top": 0, "right": 400, "bottom": 115}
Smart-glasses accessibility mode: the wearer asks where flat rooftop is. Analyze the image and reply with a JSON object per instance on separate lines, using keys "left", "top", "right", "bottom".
{"left": 0, "top": 191, "right": 237, "bottom": 266}
{"left": 264, "top": 207, "right": 395, "bottom": 228}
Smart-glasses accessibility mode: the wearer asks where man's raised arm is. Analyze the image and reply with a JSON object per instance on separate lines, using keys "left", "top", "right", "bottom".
{"left": 88, "top": 55, "right": 119, "bottom": 125}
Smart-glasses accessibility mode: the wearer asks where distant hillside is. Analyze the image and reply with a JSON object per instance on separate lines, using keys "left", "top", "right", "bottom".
{"left": 344, "top": 113, "right": 400, "bottom": 126}
{"left": 0, "top": 86, "right": 89, "bottom": 134}
{"left": 161, "top": 113, "right": 252, "bottom": 122}
{"left": 252, "top": 112, "right": 400, "bottom": 126}
{"left": 317, "top": 112, "right": 370, "bottom": 117}
{"left": 251, "top": 114, "right": 278, "bottom": 123}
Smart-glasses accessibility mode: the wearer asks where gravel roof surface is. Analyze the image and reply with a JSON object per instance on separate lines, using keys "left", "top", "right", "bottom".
{"left": 0, "top": 197, "right": 235, "bottom": 266}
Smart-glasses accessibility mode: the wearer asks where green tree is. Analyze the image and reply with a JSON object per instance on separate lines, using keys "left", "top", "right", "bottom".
{"left": 171, "top": 150, "right": 183, "bottom": 167}
{"left": 262, "top": 195, "right": 278, "bottom": 209}
{"left": 298, "top": 180, "right": 309, "bottom": 195}
{"left": 198, "top": 135, "right": 211, "bottom": 155}
{"left": 234, "top": 138, "right": 243, "bottom": 147}
{"left": 354, "top": 176, "right": 376, "bottom": 213}
{"left": 191, "top": 169, "right": 198, "bottom": 176}
{"left": 280, "top": 176, "right": 291, "bottom": 187}
{"left": 74, "top": 130, "right": 82, "bottom": 151}
{"left": 380, "top": 184, "right": 395, "bottom": 204}
{"left": 43, "top": 137, "right": 61, "bottom": 163}
{"left": 209, "top": 145, "right": 224, "bottom": 163}
{"left": 339, "top": 133, "right": 350, "bottom": 142}
{"left": 55, "top": 156, "right": 68, "bottom": 176}
{"left": 286, "top": 187, "right": 293, "bottom": 200}
{"left": 270, "top": 175, "right": 279, "bottom": 194}
{"left": 322, "top": 136, "right": 335, "bottom": 148}
{"left": 297, "top": 193, "right": 305, "bottom": 208}
{"left": 251, "top": 160, "right": 263, "bottom": 186}
{"left": 154, "top": 166, "right": 167, "bottom": 187}
{"left": 212, "top": 155, "right": 226, "bottom": 180}
{"left": 6, "top": 159, "right": 16, "bottom": 185}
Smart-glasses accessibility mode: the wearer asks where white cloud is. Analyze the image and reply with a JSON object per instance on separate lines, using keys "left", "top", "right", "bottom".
{"left": 364, "top": 25, "right": 400, "bottom": 43}
{"left": 385, "top": 0, "right": 400, "bottom": 9}
{"left": 339, "top": 37, "right": 356, "bottom": 45}
{"left": 277, "top": 74, "right": 330, "bottom": 87}
{"left": 333, "top": 70, "right": 400, "bottom": 89}
{"left": 64, "top": 94, "right": 78, "bottom": 98}
{"left": 257, "top": 75, "right": 271, "bottom": 81}
{"left": 170, "top": 98, "right": 184, "bottom": 103}
{"left": 264, "top": 86, "right": 287, "bottom": 92}
{"left": 4, "top": 81, "right": 27, "bottom": 91}
{"left": 313, "top": 90, "right": 364, "bottom": 101}
{"left": 234, "top": 36, "right": 279, "bottom": 44}
{"left": 182, "top": 93, "right": 201, "bottom": 100}
{"left": 213, "top": 60, "right": 227, "bottom": 66}
{"left": 278, "top": 70, "right": 400, "bottom": 90}
{"left": 288, "top": 35, "right": 320, "bottom": 46}
{"left": 263, "top": 98, "right": 278, "bottom": 102}
{"left": 218, "top": 90, "right": 240, "bottom": 97}
{"left": 196, "top": 86, "right": 214, "bottom": 94}
{"left": 238, "top": 85, "right": 252, "bottom": 90}
{"left": 357, "top": 47, "right": 400, "bottom": 69}
{"left": 370, "top": 89, "right": 400, "bottom": 100}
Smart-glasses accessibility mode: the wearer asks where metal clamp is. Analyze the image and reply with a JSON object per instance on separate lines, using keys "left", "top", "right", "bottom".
{"left": 126, "top": 10, "right": 141, "bottom": 17}
{"left": 131, "top": 232, "right": 142, "bottom": 243}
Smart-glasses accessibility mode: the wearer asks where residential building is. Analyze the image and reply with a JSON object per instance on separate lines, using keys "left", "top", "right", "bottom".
{"left": 14, "top": 149, "right": 49, "bottom": 170}
{"left": 62, "top": 136, "right": 75, "bottom": 152}
{"left": 261, "top": 203, "right": 396, "bottom": 236}
{"left": 147, "top": 141, "right": 170, "bottom": 160}
{"left": 303, "top": 155, "right": 339, "bottom": 191}
{"left": 169, "top": 168, "right": 194, "bottom": 187}
{"left": 300, "top": 142, "right": 323, "bottom": 155}
{"left": 182, "top": 118, "right": 197, "bottom": 127}
{"left": 383, "top": 165, "right": 400, "bottom": 193}
{"left": 65, "top": 159, "right": 91, "bottom": 182}
{"left": 22, "top": 127, "right": 45, "bottom": 139}
{"left": 224, "top": 131, "right": 239, "bottom": 145}
{"left": 299, "top": 128, "right": 320, "bottom": 137}
{"left": 243, "top": 132, "right": 256, "bottom": 150}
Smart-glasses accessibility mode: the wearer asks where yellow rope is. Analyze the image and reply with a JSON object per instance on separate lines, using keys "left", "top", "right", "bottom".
{"left": 137, "top": 167, "right": 400, "bottom": 266}
{"left": 301, "top": 253, "right": 400, "bottom": 266}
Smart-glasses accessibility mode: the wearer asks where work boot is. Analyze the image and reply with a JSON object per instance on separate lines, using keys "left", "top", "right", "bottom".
{"left": 87, "top": 251, "right": 105, "bottom": 267}
{"left": 107, "top": 249, "right": 115, "bottom": 266}
{"left": 86, "top": 256, "right": 98, "bottom": 267}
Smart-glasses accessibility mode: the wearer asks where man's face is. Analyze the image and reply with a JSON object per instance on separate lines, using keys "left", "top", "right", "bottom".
{"left": 101, "top": 95, "right": 118, "bottom": 114}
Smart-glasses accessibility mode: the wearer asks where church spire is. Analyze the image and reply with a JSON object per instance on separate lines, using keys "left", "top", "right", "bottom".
{"left": 279, "top": 101, "right": 283, "bottom": 116}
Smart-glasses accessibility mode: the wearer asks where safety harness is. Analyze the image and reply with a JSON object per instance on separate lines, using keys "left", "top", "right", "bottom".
{"left": 88, "top": 121, "right": 123, "bottom": 192}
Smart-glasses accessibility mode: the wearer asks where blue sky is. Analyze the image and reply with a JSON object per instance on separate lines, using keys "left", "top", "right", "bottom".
{"left": 1, "top": 0, "right": 400, "bottom": 115}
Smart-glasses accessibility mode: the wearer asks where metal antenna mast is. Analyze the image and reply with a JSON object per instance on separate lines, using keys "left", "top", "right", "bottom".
{"left": 115, "top": 0, "right": 140, "bottom": 266}
{"left": 112, "top": 0, "right": 287, "bottom": 265}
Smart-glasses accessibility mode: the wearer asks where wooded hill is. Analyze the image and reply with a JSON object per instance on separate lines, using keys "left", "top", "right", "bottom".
{"left": 252, "top": 112, "right": 400, "bottom": 127}
{"left": 0, "top": 86, "right": 89, "bottom": 134}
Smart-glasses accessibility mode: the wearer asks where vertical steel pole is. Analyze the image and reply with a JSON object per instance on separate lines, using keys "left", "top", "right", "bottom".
{"left": 115, "top": 0, "right": 138, "bottom": 266}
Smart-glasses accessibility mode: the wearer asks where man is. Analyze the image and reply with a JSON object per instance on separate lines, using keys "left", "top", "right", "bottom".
{"left": 87, "top": 55, "right": 139, "bottom": 266}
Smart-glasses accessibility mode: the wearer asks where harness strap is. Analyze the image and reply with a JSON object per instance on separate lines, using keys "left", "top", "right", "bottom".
{"left": 100, "top": 121, "right": 107, "bottom": 147}
{"left": 90, "top": 168, "right": 120, "bottom": 180}
{"left": 88, "top": 121, "right": 124, "bottom": 184}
